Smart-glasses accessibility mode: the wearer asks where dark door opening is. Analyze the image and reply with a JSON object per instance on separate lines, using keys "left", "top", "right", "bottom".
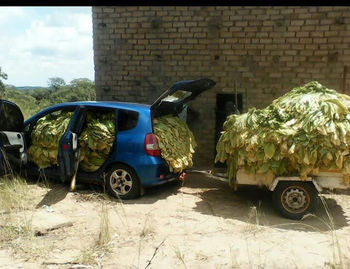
{"left": 214, "top": 93, "right": 243, "bottom": 167}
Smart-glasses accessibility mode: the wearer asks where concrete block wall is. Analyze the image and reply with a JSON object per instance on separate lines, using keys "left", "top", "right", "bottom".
{"left": 92, "top": 6, "right": 350, "bottom": 166}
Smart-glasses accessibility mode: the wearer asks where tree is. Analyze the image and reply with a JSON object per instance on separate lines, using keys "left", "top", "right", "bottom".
{"left": 47, "top": 77, "right": 66, "bottom": 90}
{"left": 69, "top": 78, "right": 96, "bottom": 101}
{"left": 0, "top": 67, "right": 8, "bottom": 98}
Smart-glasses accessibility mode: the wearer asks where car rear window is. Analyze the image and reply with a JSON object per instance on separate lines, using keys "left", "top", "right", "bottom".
{"left": 118, "top": 109, "right": 139, "bottom": 131}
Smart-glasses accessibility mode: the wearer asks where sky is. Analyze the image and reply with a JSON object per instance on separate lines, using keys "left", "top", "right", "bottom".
{"left": 0, "top": 7, "right": 94, "bottom": 87}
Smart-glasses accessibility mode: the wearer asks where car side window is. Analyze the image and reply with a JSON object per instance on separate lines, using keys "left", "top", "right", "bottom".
{"left": 31, "top": 108, "right": 75, "bottom": 133}
{"left": 118, "top": 109, "right": 139, "bottom": 131}
{"left": 34, "top": 108, "right": 75, "bottom": 125}
{"left": 24, "top": 107, "right": 76, "bottom": 146}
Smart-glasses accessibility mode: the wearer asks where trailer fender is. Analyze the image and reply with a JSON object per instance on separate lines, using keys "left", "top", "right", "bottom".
{"left": 269, "top": 176, "right": 322, "bottom": 192}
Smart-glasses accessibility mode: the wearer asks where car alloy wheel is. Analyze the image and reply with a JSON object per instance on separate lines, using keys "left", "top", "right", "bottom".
{"left": 110, "top": 168, "right": 133, "bottom": 195}
{"left": 106, "top": 164, "right": 141, "bottom": 200}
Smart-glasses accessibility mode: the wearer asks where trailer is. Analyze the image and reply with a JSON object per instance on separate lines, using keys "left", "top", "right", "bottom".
{"left": 211, "top": 168, "right": 349, "bottom": 220}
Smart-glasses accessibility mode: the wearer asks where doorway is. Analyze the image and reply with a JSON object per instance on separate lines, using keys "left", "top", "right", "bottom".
{"left": 214, "top": 93, "right": 243, "bottom": 167}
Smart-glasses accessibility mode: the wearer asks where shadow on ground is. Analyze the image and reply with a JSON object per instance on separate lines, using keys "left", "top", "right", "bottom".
{"left": 122, "top": 180, "right": 183, "bottom": 205}
{"left": 36, "top": 185, "right": 69, "bottom": 208}
{"left": 71, "top": 180, "right": 183, "bottom": 205}
{"left": 29, "top": 170, "right": 350, "bottom": 232}
{"left": 33, "top": 176, "right": 183, "bottom": 207}
{"left": 185, "top": 171, "right": 350, "bottom": 232}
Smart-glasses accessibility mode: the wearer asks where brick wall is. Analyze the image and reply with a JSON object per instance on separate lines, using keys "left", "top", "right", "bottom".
{"left": 92, "top": 6, "right": 350, "bottom": 166}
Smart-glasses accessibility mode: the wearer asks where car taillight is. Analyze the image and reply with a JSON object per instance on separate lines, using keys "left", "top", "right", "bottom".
{"left": 144, "top": 133, "right": 161, "bottom": 156}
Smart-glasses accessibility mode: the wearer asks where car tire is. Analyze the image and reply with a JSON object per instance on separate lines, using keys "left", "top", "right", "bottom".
{"left": 272, "top": 181, "right": 318, "bottom": 220}
{"left": 105, "top": 164, "right": 141, "bottom": 200}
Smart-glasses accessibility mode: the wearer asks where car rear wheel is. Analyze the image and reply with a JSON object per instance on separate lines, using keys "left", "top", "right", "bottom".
{"left": 272, "top": 181, "right": 318, "bottom": 220}
{"left": 106, "top": 164, "right": 141, "bottom": 200}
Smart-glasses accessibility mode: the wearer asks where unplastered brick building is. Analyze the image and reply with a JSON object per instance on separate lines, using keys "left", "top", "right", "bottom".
{"left": 92, "top": 6, "right": 350, "bottom": 166}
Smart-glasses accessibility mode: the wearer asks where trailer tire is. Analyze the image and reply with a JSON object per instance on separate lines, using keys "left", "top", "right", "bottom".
{"left": 273, "top": 181, "right": 318, "bottom": 220}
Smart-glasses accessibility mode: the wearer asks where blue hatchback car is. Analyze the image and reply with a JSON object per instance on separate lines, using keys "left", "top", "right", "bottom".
{"left": 0, "top": 78, "right": 215, "bottom": 199}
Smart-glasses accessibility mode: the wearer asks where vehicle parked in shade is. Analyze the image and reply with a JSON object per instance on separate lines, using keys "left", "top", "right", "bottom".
{"left": 0, "top": 78, "right": 216, "bottom": 199}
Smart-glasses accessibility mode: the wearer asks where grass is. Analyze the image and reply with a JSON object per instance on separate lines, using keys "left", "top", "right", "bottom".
{"left": 0, "top": 172, "right": 35, "bottom": 247}
{"left": 241, "top": 193, "right": 348, "bottom": 269}
{"left": 319, "top": 195, "right": 344, "bottom": 269}
{"left": 140, "top": 212, "right": 155, "bottom": 239}
{"left": 293, "top": 195, "right": 345, "bottom": 269}
{"left": 77, "top": 202, "right": 112, "bottom": 265}
{"left": 78, "top": 247, "right": 98, "bottom": 266}
{"left": 10, "top": 235, "right": 50, "bottom": 262}
{"left": 244, "top": 201, "right": 266, "bottom": 236}
{"left": 243, "top": 204, "right": 267, "bottom": 269}
{"left": 137, "top": 211, "right": 156, "bottom": 268}
{"left": 0, "top": 160, "right": 115, "bottom": 266}
{"left": 0, "top": 172, "right": 49, "bottom": 261}
{"left": 37, "top": 168, "right": 51, "bottom": 188}
{"left": 174, "top": 247, "right": 187, "bottom": 269}
{"left": 0, "top": 162, "right": 349, "bottom": 268}
{"left": 0, "top": 215, "right": 33, "bottom": 242}
{"left": 97, "top": 203, "right": 111, "bottom": 248}
{"left": 0, "top": 175, "right": 33, "bottom": 213}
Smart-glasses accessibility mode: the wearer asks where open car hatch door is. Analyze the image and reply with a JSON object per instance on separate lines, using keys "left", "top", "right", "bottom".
{"left": 150, "top": 78, "right": 215, "bottom": 117}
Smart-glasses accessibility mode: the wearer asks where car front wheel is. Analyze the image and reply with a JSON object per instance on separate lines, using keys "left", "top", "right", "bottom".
{"left": 106, "top": 164, "right": 141, "bottom": 200}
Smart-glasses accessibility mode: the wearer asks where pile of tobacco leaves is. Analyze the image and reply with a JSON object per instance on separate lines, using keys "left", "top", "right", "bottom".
{"left": 216, "top": 81, "right": 350, "bottom": 187}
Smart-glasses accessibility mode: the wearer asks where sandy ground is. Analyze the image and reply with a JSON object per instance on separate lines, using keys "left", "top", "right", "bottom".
{"left": 1, "top": 170, "right": 350, "bottom": 269}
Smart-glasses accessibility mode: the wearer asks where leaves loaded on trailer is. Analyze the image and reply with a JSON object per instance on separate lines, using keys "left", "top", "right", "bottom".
{"left": 215, "top": 81, "right": 350, "bottom": 187}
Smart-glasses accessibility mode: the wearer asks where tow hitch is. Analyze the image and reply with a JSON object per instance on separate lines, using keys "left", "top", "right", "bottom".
{"left": 179, "top": 172, "right": 187, "bottom": 181}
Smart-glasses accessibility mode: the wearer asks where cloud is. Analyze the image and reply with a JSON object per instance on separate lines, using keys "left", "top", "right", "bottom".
{"left": 0, "top": 7, "right": 93, "bottom": 86}
{"left": 0, "top": 7, "right": 27, "bottom": 26}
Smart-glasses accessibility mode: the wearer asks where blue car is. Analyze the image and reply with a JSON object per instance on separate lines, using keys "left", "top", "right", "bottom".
{"left": 0, "top": 78, "right": 215, "bottom": 199}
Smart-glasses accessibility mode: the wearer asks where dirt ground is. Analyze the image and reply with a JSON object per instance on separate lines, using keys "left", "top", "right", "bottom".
{"left": 1, "top": 170, "right": 350, "bottom": 269}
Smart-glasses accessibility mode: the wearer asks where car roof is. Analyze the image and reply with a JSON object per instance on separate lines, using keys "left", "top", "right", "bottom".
{"left": 24, "top": 101, "right": 151, "bottom": 123}
{"left": 45, "top": 101, "right": 150, "bottom": 111}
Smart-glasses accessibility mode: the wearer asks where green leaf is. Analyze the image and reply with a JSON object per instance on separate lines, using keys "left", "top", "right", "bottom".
{"left": 264, "top": 143, "right": 275, "bottom": 160}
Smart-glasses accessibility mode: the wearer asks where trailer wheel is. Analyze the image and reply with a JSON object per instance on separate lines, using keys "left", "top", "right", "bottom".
{"left": 272, "top": 181, "right": 318, "bottom": 220}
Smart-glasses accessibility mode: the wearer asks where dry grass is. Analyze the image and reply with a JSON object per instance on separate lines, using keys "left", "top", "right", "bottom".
{"left": 140, "top": 212, "right": 155, "bottom": 239}
{"left": 0, "top": 175, "right": 33, "bottom": 213}
{"left": 0, "top": 215, "right": 33, "bottom": 243}
{"left": 73, "top": 190, "right": 112, "bottom": 203}
{"left": 97, "top": 203, "right": 111, "bottom": 248}
{"left": 242, "top": 194, "right": 347, "bottom": 269}
{"left": 319, "top": 195, "right": 344, "bottom": 269}
{"left": 293, "top": 195, "right": 345, "bottom": 268}
{"left": 243, "top": 204, "right": 267, "bottom": 269}
{"left": 0, "top": 174, "right": 34, "bottom": 244}
{"left": 10, "top": 236, "right": 50, "bottom": 262}
{"left": 244, "top": 202, "right": 266, "bottom": 236}
{"left": 137, "top": 211, "right": 154, "bottom": 268}
{"left": 174, "top": 247, "right": 187, "bottom": 269}
{"left": 77, "top": 202, "right": 112, "bottom": 265}
{"left": 0, "top": 173, "right": 50, "bottom": 261}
